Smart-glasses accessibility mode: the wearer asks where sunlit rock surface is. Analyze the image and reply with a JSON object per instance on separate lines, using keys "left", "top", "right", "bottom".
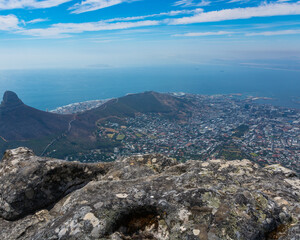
{"left": 0, "top": 147, "right": 299, "bottom": 240}
{"left": 0, "top": 147, "right": 108, "bottom": 220}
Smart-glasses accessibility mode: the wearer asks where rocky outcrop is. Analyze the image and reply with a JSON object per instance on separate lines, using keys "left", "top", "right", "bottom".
{"left": 0, "top": 148, "right": 299, "bottom": 240}
{"left": 0, "top": 147, "right": 109, "bottom": 220}
{"left": 0, "top": 91, "right": 24, "bottom": 109}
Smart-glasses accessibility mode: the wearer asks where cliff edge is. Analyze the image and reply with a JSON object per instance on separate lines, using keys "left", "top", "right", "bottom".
{"left": 0, "top": 147, "right": 299, "bottom": 240}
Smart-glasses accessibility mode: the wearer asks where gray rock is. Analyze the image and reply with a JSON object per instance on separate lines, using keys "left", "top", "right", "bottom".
{"left": 0, "top": 147, "right": 109, "bottom": 220}
{"left": 0, "top": 149, "right": 299, "bottom": 240}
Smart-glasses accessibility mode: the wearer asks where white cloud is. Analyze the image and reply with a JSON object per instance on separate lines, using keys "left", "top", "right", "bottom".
{"left": 246, "top": 29, "right": 300, "bottom": 36}
{"left": 173, "top": 0, "right": 210, "bottom": 7}
{"left": 174, "top": 31, "right": 234, "bottom": 37}
{"left": 0, "top": 15, "right": 20, "bottom": 30}
{"left": 16, "top": 8, "right": 203, "bottom": 38}
{"left": 0, "top": 0, "right": 72, "bottom": 10}
{"left": 4, "top": 1, "right": 300, "bottom": 40}
{"left": 169, "top": 2, "right": 300, "bottom": 24}
{"left": 104, "top": 8, "right": 203, "bottom": 22}
{"left": 227, "top": 0, "right": 250, "bottom": 3}
{"left": 69, "top": 0, "right": 138, "bottom": 14}
{"left": 18, "top": 20, "right": 160, "bottom": 38}
{"left": 27, "top": 18, "right": 49, "bottom": 24}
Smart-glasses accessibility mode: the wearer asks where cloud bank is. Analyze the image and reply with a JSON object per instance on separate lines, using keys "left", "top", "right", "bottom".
{"left": 169, "top": 2, "right": 300, "bottom": 24}
{"left": 0, "top": 0, "right": 72, "bottom": 10}
{"left": 247, "top": 29, "right": 300, "bottom": 36}
{"left": 0, "top": 15, "right": 19, "bottom": 30}
{"left": 18, "top": 20, "right": 160, "bottom": 37}
{"left": 69, "top": 0, "right": 139, "bottom": 14}
{"left": 173, "top": 0, "right": 211, "bottom": 7}
{"left": 2, "top": 1, "right": 300, "bottom": 38}
{"left": 174, "top": 31, "right": 233, "bottom": 37}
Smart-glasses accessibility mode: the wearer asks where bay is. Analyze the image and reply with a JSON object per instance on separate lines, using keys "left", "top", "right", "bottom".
{"left": 0, "top": 64, "right": 299, "bottom": 110}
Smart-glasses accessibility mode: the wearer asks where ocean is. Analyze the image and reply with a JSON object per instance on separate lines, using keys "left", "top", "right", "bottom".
{"left": 0, "top": 64, "right": 299, "bottom": 110}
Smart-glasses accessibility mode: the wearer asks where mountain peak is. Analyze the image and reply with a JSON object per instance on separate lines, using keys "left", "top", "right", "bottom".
{"left": 1, "top": 91, "right": 23, "bottom": 108}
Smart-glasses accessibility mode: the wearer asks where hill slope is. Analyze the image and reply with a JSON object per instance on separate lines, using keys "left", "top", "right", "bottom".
{"left": 79, "top": 91, "right": 191, "bottom": 123}
{"left": 0, "top": 91, "right": 73, "bottom": 141}
{"left": 0, "top": 91, "right": 191, "bottom": 157}
{"left": 64, "top": 91, "right": 192, "bottom": 139}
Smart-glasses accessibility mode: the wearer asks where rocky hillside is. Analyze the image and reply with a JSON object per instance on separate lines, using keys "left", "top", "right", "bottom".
{"left": 0, "top": 148, "right": 299, "bottom": 240}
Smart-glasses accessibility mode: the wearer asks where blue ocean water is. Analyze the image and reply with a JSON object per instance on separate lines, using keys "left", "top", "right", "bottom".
{"left": 0, "top": 64, "right": 299, "bottom": 110}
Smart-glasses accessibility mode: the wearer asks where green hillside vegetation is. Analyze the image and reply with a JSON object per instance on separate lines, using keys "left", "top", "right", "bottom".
{"left": 0, "top": 135, "right": 56, "bottom": 157}
{"left": 233, "top": 124, "right": 250, "bottom": 138}
{"left": 217, "top": 143, "right": 250, "bottom": 160}
{"left": 116, "top": 134, "right": 125, "bottom": 141}
{"left": 42, "top": 136, "right": 121, "bottom": 159}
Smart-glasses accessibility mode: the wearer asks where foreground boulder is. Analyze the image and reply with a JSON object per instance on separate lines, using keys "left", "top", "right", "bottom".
{"left": 0, "top": 148, "right": 299, "bottom": 240}
{"left": 0, "top": 147, "right": 108, "bottom": 220}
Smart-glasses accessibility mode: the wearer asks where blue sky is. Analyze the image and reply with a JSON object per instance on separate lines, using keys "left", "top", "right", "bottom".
{"left": 0, "top": 0, "right": 300, "bottom": 69}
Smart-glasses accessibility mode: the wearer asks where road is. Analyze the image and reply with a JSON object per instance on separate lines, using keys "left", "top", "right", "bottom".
{"left": 41, "top": 115, "right": 76, "bottom": 156}
{"left": 68, "top": 117, "right": 76, "bottom": 132}
{"left": 0, "top": 136, "right": 7, "bottom": 142}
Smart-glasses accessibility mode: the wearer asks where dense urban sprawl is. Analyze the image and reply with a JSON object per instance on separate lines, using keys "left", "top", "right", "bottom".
{"left": 67, "top": 93, "right": 300, "bottom": 173}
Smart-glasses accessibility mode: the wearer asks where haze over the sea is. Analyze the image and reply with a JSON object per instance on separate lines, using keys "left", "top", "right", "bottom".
{"left": 0, "top": 64, "right": 299, "bottom": 110}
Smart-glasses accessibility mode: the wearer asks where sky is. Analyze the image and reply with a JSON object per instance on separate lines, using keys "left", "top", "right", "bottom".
{"left": 0, "top": 0, "right": 300, "bottom": 69}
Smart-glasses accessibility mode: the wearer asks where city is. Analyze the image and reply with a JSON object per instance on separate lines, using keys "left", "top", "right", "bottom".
{"left": 68, "top": 93, "right": 300, "bottom": 174}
